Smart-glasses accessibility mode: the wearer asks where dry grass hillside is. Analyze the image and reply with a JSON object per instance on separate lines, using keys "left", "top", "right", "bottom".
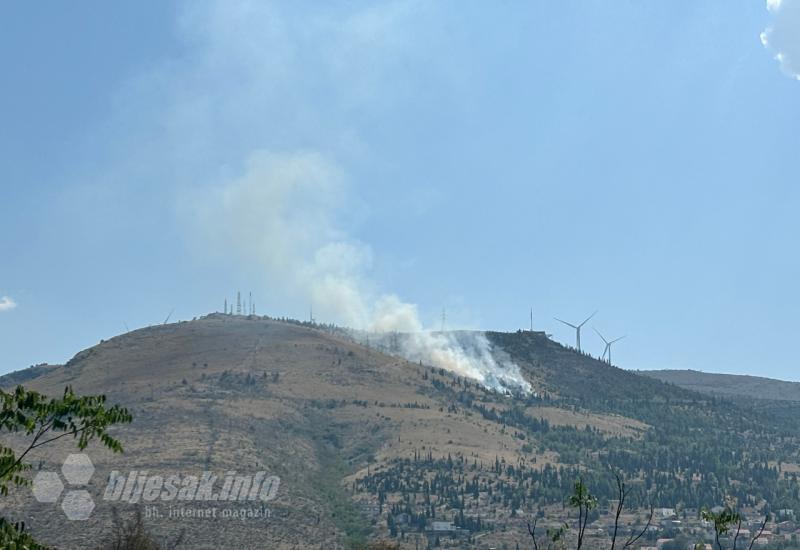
{"left": 4, "top": 315, "right": 794, "bottom": 549}
{"left": 0, "top": 315, "right": 592, "bottom": 548}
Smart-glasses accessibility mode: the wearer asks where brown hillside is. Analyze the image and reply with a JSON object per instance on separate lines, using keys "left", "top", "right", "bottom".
{"left": 2, "top": 315, "right": 582, "bottom": 549}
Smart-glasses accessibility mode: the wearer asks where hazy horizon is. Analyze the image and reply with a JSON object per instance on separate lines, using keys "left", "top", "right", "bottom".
{"left": 2, "top": 1, "right": 799, "bottom": 380}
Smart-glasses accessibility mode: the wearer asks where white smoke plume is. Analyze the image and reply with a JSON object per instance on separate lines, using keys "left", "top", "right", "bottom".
{"left": 0, "top": 296, "right": 17, "bottom": 312}
{"left": 761, "top": 0, "right": 800, "bottom": 80}
{"left": 122, "top": 1, "right": 532, "bottom": 393}
{"left": 192, "top": 150, "right": 531, "bottom": 393}
{"left": 366, "top": 330, "right": 533, "bottom": 393}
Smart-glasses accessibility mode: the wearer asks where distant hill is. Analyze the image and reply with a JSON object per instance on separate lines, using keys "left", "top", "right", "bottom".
{"left": 0, "top": 362, "right": 58, "bottom": 386}
{"left": 640, "top": 369, "right": 800, "bottom": 401}
{"left": 2, "top": 316, "right": 800, "bottom": 548}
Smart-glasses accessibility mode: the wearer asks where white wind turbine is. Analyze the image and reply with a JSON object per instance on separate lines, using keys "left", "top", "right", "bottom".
{"left": 593, "top": 327, "right": 625, "bottom": 364}
{"left": 554, "top": 311, "right": 597, "bottom": 352}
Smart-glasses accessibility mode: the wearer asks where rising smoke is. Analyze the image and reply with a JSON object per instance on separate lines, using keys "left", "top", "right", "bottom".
{"left": 192, "top": 150, "right": 531, "bottom": 393}
{"left": 363, "top": 330, "right": 532, "bottom": 394}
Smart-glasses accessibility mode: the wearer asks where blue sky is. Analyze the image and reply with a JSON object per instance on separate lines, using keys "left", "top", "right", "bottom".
{"left": 1, "top": 1, "right": 799, "bottom": 379}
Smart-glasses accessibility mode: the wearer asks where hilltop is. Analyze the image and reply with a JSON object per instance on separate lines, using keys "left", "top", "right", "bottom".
{"left": 2, "top": 315, "right": 799, "bottom": 549}
{"left": 641, "top": 368, "right": 800, "bottom": 402}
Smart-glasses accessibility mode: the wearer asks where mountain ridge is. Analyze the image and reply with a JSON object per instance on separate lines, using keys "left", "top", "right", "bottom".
{"left": 2, "top": 314, "right": 800, "bottom": 548}
{"left": 640, "top": 368, "right": 800, "bottom": 401}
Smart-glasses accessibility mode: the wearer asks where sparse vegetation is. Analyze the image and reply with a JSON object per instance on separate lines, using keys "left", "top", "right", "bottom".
{"left": 98, "top": 508, "right": 185, "bottom": 550}
{"left": 3, "top": 316, "right": 800, "bottom": 547}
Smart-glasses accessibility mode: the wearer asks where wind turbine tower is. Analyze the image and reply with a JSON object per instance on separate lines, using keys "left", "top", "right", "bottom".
{"left": 593, "top": 327, "right": 625, "bottom": 364}
{"left": 554, "top": 311, "right": 597, "bottom": 352}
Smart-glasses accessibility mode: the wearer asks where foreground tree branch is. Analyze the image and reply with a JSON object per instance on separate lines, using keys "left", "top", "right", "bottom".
{"left": 0, "top": 385, "right": 133, "bottom": 548}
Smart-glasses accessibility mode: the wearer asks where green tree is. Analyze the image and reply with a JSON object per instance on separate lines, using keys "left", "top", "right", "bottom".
{"left": 525, "top": 474, "right": 652, "bottom": 550}
{"left": 568, "top": 478, "right": 597, "bottom": 550}
{"left": 0, "top": 385, "right": 132, "bottom": 548}
{"left": 701, "top": 505, "right": 769, "bottom": 550}
{"left": 701, "top": 506, "right": 741, "bottom": 550}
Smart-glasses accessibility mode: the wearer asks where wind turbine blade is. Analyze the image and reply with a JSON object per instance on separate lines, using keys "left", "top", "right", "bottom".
{"left": 593, "top": 327, "right": 609, "bottom": 344}
{"left": 578, "top": 310, "right": 598, "bottom": 328}
{"left": 554, "top": 317, "right": 578, "bottom": 329}
{"left": 610, "top": 335, "right": 626, "bottom": 344}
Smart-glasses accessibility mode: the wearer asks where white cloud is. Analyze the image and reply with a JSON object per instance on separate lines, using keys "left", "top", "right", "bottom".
{"left": 761, "top": 0, "right": 800, "bottom": 80}
{"left": 0, "top": 296, "right": 17, "bottom": 311}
